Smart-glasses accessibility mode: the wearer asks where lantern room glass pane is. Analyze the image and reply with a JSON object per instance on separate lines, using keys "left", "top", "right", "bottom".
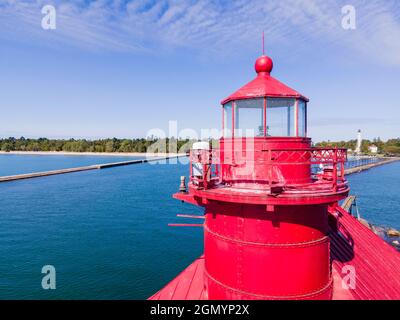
{"left": 234, "top": 98, "right": 264, "bottom": 137}
{"left": 223, "top": 103, "right": 232, "bottom": 138}
{"left": 266, "top": 98, "right": 295, "bottom": 136}
{"left": 298, "top": 100, "right": 306, "bottom": 137}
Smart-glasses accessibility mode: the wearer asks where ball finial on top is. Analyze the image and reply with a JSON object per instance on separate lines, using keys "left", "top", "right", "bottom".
{"left": 255, "top": 55, "right": 273, "bottom": 75}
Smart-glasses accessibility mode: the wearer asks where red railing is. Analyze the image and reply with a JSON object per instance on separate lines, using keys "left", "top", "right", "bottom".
{"left": 189, "top": 147, "right": 347, "bottom": 191}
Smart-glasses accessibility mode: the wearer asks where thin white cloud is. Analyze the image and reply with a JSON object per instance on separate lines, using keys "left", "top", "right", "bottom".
{"left": 0, "top": 0, "right": 399, "bottom": 65}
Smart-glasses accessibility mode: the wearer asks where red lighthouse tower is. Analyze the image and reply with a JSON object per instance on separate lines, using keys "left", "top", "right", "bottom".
{"left": 150, "top": 53, "right": 400, "bottom": 301}
{"left": 177, "top": 53, "right": 348, "bottom": 300}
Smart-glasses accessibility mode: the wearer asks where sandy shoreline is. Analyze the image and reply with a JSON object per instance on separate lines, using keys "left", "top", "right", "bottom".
{"left": 0, "top": 151, "right": 186, "bottom": 157}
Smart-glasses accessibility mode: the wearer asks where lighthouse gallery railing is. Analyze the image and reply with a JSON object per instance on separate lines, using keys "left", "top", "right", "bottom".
{"left": 189, "top": 147, "right": 347, "bottom": 192}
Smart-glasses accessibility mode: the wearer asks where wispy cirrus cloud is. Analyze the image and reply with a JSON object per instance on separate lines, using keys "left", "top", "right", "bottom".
{"left": 0, "top": 0, "right": 399, "bottom": 65}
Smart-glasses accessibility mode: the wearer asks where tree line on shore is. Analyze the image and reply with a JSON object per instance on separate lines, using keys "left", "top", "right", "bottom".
{"left": 315, "top": 138, "right": 400, "bottom": 155}
{"left": 0, "top": 137, "right": 399, "bottom": 155}
{"left": 0, "top": 137, "right": 192, "bottom": 153}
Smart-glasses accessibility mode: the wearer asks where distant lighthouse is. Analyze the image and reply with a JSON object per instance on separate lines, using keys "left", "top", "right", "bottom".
{"left": 355, "top": 129, "right": 362, "bottom": 154}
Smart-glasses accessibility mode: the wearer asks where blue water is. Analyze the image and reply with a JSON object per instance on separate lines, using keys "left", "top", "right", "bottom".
{"left": 0, "top": 154, "right": 142, "bottom": 176}
{"left": 346, "top": 161, "right": 400, "bottom": 230}
{"left": 0, "top": 160, "right": 203, "bottom": 299}
{"left": 0, "top": 155, "right": 398, "bottom": 299}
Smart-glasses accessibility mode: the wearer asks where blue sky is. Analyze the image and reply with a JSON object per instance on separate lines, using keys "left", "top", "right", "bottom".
{"left": 0, "top": 0, "right": 399, "bottom": 142}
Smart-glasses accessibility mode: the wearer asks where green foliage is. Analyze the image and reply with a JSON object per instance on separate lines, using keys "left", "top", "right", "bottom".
{"left": 315, "top": 137, "right": 400, "bottom": 155}
{"left": 382, "top": 138, "right": 400, "bottom": 155}
{"left": 383, "top": 145, "right": 400, "bottom": 154}
{"left": 0, "top": 137, "right": 193, "bottom": 154}
{"left": 2, "top": 136, "right": 398, "bottom": 155}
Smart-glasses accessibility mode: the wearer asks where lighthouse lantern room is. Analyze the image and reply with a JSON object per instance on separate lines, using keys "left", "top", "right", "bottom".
{"left": 173, "top": 53, "right": 349, "bottom": 300}
{"left": 222, "top": 55, "right": 308, "bottom": 139}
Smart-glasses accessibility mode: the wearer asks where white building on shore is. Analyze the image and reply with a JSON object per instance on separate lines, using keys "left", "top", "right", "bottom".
{"left": 369, "top": 145, "right": 378, "bottom": 154}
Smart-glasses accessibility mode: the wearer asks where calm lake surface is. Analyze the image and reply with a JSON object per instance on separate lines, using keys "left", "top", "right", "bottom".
{"left": 0, "top": 154, "right": 142, "bottom": 176}
{"left": 346, "top": 161, "right": 400, "bottom": 230}
{"left": 0, "top": 155, "right": 398, "bottom": 299}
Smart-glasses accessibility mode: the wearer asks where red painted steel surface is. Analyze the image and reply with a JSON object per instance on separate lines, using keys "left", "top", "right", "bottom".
{"left": 181, "top": 139, "right": 348, "bottom": 300}
{"left": 220, "top": 138, "right": 313, "bottom": 186}
{"left": 166, "top": 54, "right": 346, "bottom": 300}
{"left": 149, "top": 256, "right": 207, "bottom": 300}
{"left": 186, "top": 145, "right": 348, "bottom": 206}
{"left": 150, "top": 53, "right": 399, "bottom": 300}
{"left": 330, "top": 205, "right": 400, "bottom": 300}
{"left": 149, "top": 208, "right": 400, "bottom": 300}
{"left": 204, "top": 202, "right": 332, "bottom": 299}
{"left": 175, "top": 190, "right": 349, "bottom": 206}
{"left": 189, "top": 144, "right": 347, "bottom": 193}
{"left": 255, "top": 55, "right": 273, "bottom": 74}
{"left": 221, "top": 55, "right": 308, "bottom": 104}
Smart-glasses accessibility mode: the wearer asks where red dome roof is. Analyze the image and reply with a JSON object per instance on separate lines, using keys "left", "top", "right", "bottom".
{"left": 221, "top": 55, "right": 308, "bottom": 104}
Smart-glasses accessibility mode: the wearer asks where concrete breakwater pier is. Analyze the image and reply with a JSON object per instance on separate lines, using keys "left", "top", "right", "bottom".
{"left": 0, "top": 154, "right": 187, "bottom": 183}
{"left": 344, "top": 157, "right": 400, "bottom": 175}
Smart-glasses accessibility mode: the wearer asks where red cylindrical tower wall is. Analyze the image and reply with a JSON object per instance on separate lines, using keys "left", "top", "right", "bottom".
{"left": 204, "top": 201, "right": 332, "bottom": 300}
{"left": 220, "top": 137, "right": 312, "bottom": 188}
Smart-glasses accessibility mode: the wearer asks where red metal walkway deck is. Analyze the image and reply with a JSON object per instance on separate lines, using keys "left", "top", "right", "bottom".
{"left": 330, "top": 206, "right": 400, "bottom": 300}
{"left": 149, "top": 256, "right": 207, "bottom": 300}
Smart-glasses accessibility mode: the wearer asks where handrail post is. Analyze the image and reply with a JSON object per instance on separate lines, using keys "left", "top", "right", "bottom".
{"left": 268, "top": 149, "right": 272, "bottom": 190}
{"left": 203, "top": 150, "right": 208, "bottom": 189}
{"left": 189, "top": 150, "right": 193, "bottom": 183}
{"left": 333, "top": 147, "right": 338, "bottom": 192}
